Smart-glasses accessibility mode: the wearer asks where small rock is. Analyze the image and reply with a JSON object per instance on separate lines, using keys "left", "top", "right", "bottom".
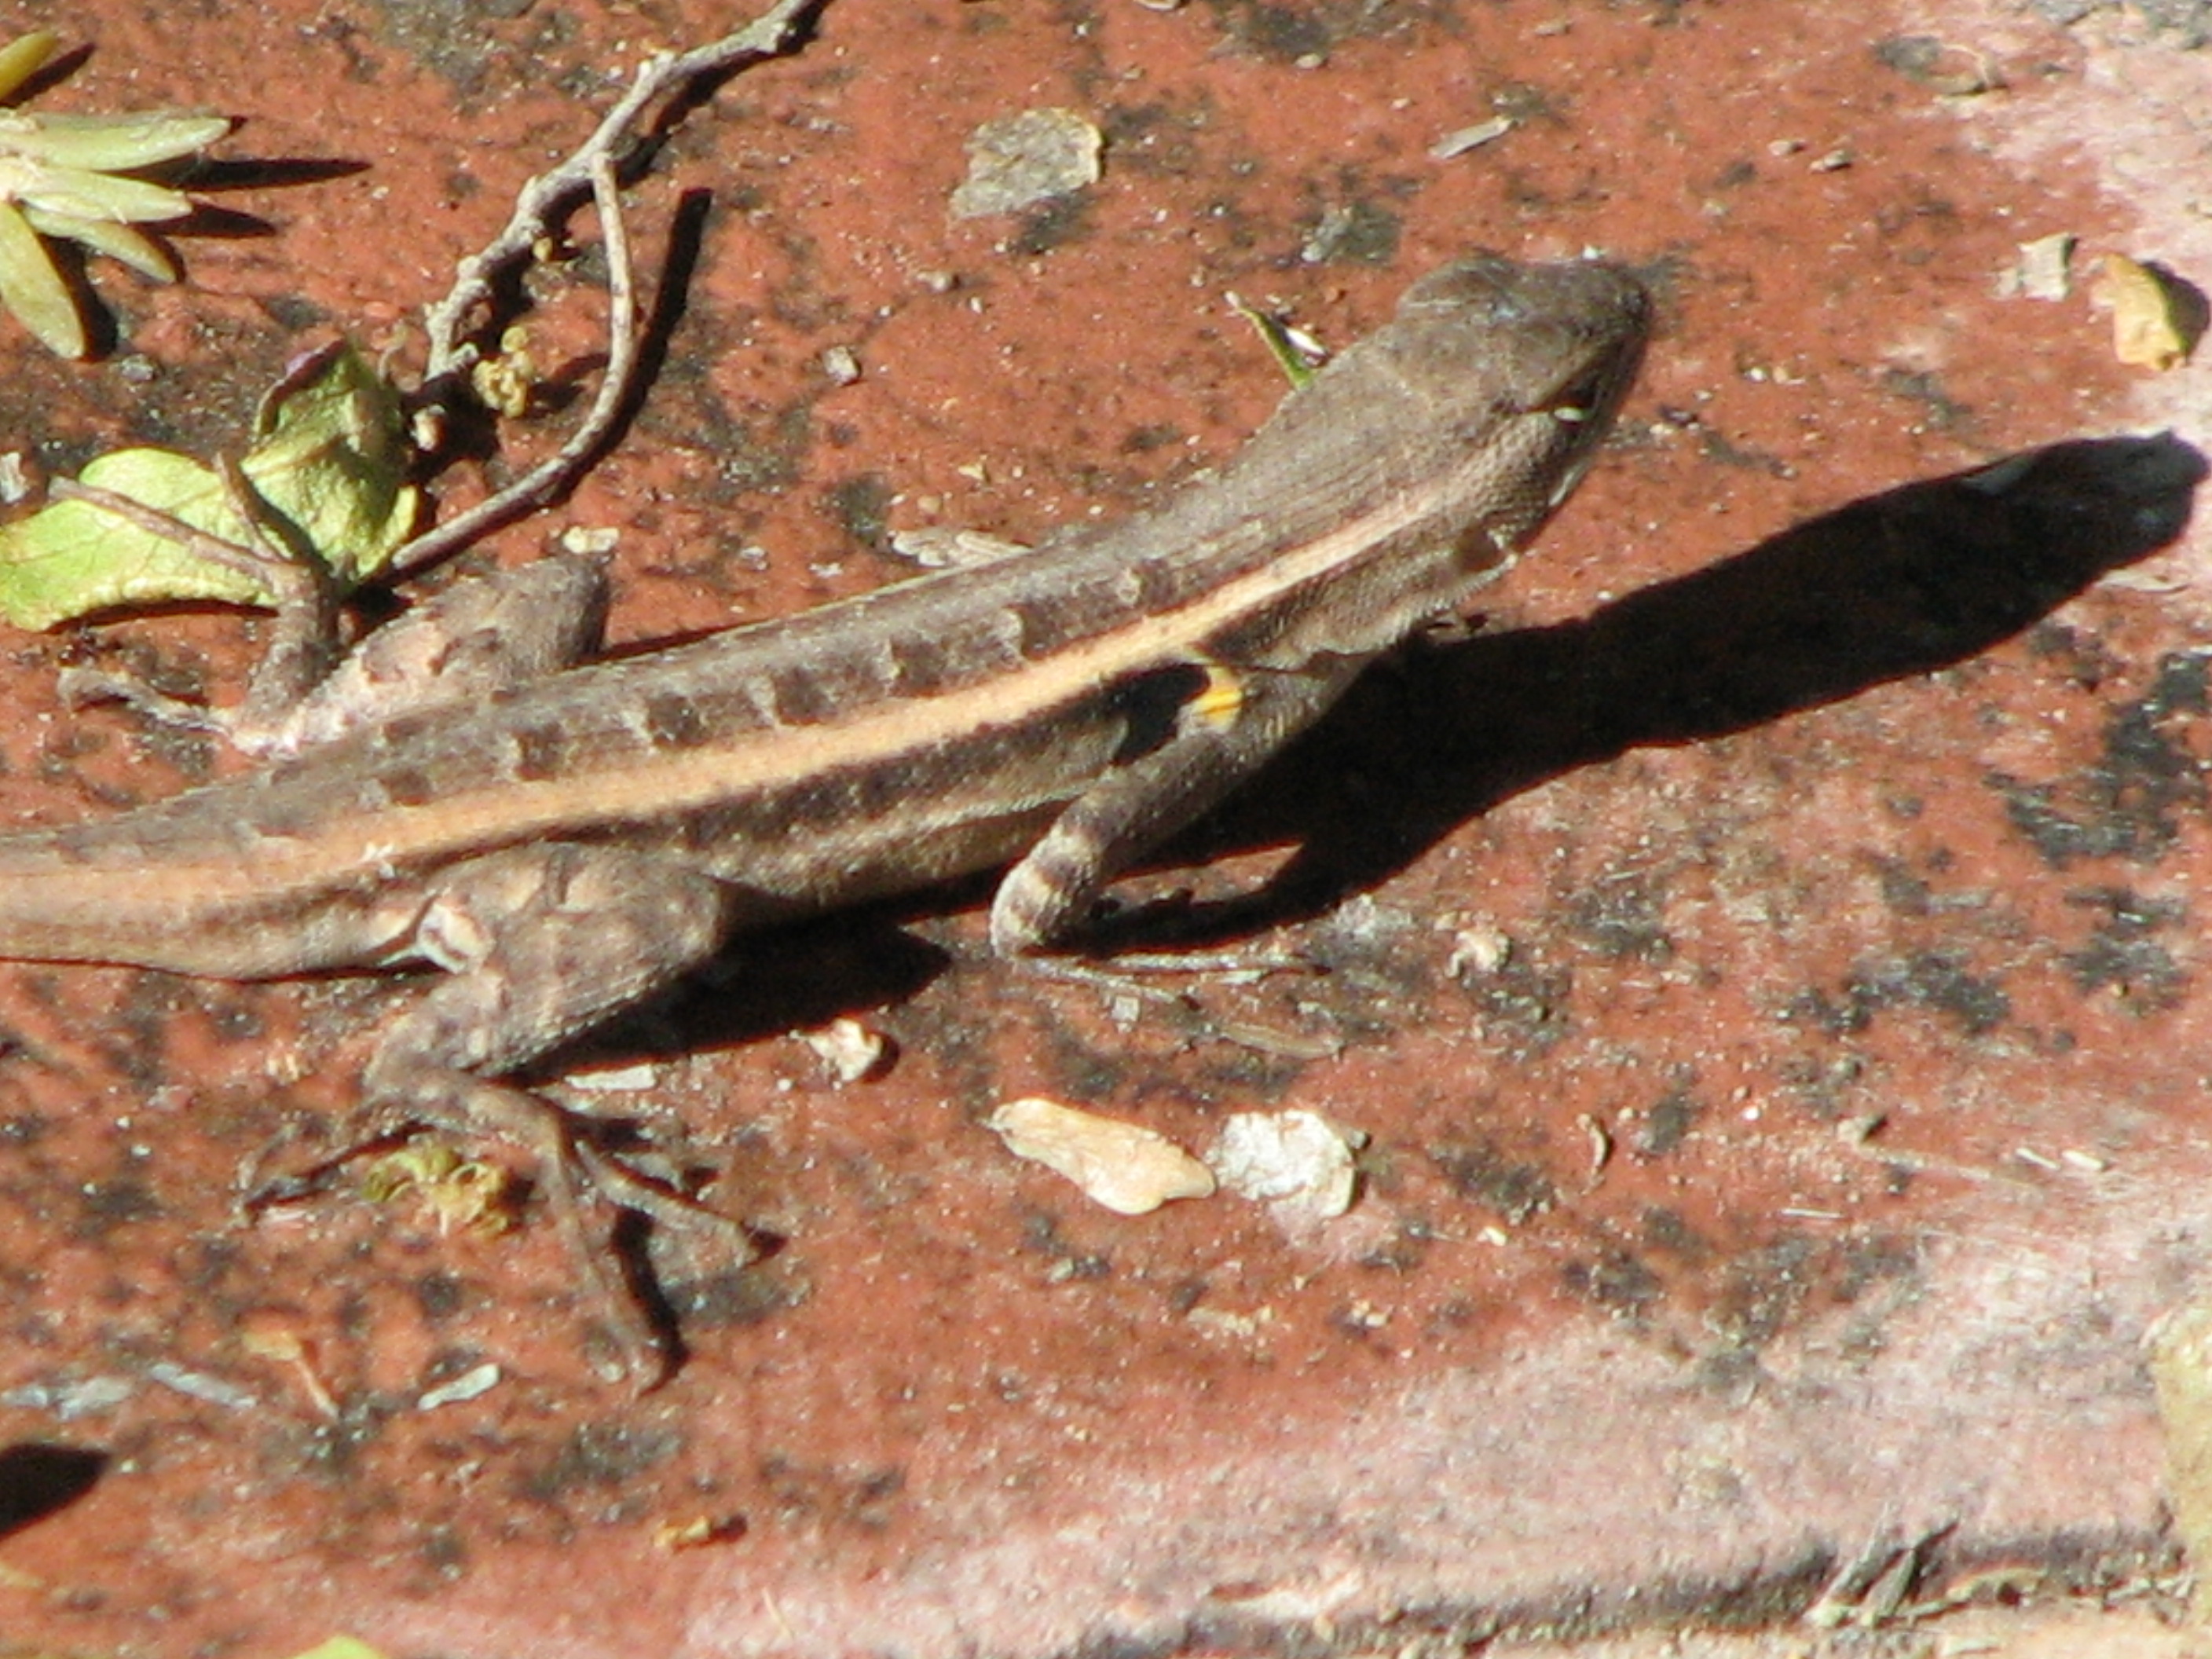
{"left": 1210, "top": 1109, "right": 1361, "bottom": 1221}
{"left": 950, "top": 108, "right": 1103, "bottom": 220}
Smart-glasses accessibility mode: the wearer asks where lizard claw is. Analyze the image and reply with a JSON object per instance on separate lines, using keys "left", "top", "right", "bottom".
{"left": 244, "top": 1088, "right": 753, "bottom": 1390}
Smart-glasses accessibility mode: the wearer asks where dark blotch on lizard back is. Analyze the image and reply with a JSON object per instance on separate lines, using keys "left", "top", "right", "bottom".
{"left": 375, "top": 767, "right": 438, "bottom": 809}
{"left": 1004, "top": 595, "right": 1076, "bottom": 661}
{"left": 643, "top": 692, "right": 712, "bottom": 749}
{"left": 767, "top": 665, "right": 837, "bottom": 727}
{"left": 509, "top": 723, "right": 567, "bottom": 782}
{"left": 375, "top": 710, "right": 442, "bottom": 749}
{"left": 846, "top": 751, "right": 918, "bottom": 823}
{"left": 886, "top": 633, "right": 956, "bottom": 697}
{"left": 765, "top": 773, "right": 847, "bottom": 833}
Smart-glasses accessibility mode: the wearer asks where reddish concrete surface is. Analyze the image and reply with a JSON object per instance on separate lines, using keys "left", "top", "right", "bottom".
{"left": 0, "top": 1, "right": 2209, "bottom": 1656}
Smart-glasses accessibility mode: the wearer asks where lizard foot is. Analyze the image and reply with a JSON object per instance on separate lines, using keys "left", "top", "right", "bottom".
{"left": 247, "top": 1082, "right": 753, "bottom": 1390}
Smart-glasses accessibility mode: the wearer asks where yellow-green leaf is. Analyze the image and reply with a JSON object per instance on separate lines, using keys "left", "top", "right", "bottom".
{"left": 0, "top": 31, "right": 57, "bottom": 105}
{"left": 10, "top": 159, "right": 192, "bottom": 224}
{"left": 0, "top": 196, "right": 81, "bottom": 355}
{"left": 244, "top": 343, "right": 419, "bottom": 589}
{"left": 22, "top": 207, "right": 176, "bottom": 280}
{"left": 0, "top": 449, "right": 268, "bottom": 627}
{"left": 0, "top": 346, "right": 419, "bottom": 628}
{"left": 0, "top": 110, "right": 231, "bottom": 171}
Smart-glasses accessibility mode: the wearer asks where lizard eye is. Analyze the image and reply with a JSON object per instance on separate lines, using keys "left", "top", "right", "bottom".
{"left": 1544, "top": 366, "right": 1613, "bottom": 426}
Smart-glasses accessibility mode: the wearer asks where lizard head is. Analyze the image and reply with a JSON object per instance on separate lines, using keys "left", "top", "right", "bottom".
{"left": 1390, "top": 251, "right": 1652, "bottom": 553}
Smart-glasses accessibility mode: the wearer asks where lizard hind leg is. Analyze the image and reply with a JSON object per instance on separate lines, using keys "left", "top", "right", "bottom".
{"left": 60, "top": 547, "right": 612, "bottom": 760}
{"left": 357, "top": 840, "right": 744, "bottom": 1386}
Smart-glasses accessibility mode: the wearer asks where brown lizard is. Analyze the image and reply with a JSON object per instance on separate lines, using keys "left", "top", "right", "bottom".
{"left": 0, "top": 251, "right": 1650, "bottom": 1381}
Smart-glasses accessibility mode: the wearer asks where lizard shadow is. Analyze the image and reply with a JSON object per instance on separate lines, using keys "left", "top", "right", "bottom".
{"left": 1195, "top": 430, "right": 2209, "bottom": 940}
{"left": 0, "top": 1442, "right": 105, "bottom": 1537}
{"left": 487, "top": 434, "right": 2203, "bottom": 1364}
{"left": 590, "top": 431, "right": 2205, "bottom": 1060}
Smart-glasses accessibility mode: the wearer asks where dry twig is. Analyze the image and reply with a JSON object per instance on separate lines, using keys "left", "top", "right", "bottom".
{"left": 393, "top": 155, "right": 640, "bottom": 577}
{"left": 395, "top": 0, "right": 822, "bottom": 577}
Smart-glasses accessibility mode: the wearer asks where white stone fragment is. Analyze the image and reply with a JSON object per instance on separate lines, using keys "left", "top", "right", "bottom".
{"left": 798, "top": 1016, "right": 892, "bottom": 1085}
{"left": 1209, "top": 1109, "right": 1360, "bottom": 1220}
{"left": 1429, "top": 115, "right": 1514, "bottom": 159}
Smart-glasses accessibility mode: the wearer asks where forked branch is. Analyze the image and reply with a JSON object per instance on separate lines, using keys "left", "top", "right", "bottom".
{"left": 396, "top": 0, "right": 822, "bottom": 577}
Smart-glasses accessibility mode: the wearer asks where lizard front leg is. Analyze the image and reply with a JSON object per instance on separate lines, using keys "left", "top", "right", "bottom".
{"left": 990, "top": 654, "right": 1365, "bottom": 957}
{"left": 357, "top": 840, "right": 742, "bottom": 1385}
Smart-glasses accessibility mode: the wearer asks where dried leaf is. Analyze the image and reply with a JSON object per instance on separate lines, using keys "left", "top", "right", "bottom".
{"left": 987, "top": 1097, "right": 1215, "bottom": 1215}
{"left": 653, "top": 1512, "right": 747, "bottom": 1550}
{"left": 2096, "top": 254, "right": 2197, "bottom": 371}
{"left": 949, "top": 108, "right": 1101, "bottom": 220}
{"left": 886, "top": 526, "right": 1032, "bottom": 569}
{"left": 416, "top": 1361, "right": 503, "bottom": 1410}
{"left": 2009, "top": 231, "right": 2075, "bottom": 302}
{"left": 1210, "top": 1110, "right": 1361, "bottom": 1220}
{"left": 1429, "top": 115, "right": 1515, "bottom": 159}
{"left": 798, "top": 1016, "right": 892, "bottom": 1083}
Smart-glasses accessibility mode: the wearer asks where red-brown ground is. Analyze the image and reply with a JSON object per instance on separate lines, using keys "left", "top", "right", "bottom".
{"left": 0, "top": 2, "right": 2209, "bottom": 1656}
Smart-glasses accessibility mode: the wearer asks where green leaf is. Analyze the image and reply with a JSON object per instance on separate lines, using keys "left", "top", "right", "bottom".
{"left": 0, "top": 448, "right": 266, "bottom": 627}
{"left": 1229, "top": 294, "right": 1322, "bottom": 390}
{"left": 0, "top": 345, "right": 419, "bottom": 628}
{"left": 244, "top": 342, "right": 419, "bottom": 590}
